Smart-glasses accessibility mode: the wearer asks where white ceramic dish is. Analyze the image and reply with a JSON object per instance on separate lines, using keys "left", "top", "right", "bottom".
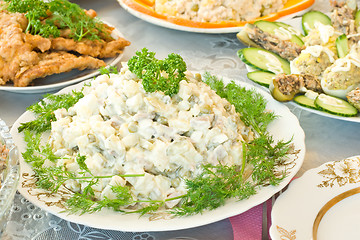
{"left": 270, "top": 155, "right": 360, "bottom": 240}
{"left": 117, "top": 0, "right": 312, "bottom": 34}
{"left": 244, "top": 17, "right": 360, "bottom": 122}
{"left": 0, "top": 22, "right": 126, "bottom": 94}
{"left": 11, "top": 75, "right": 305, "bottom": 232}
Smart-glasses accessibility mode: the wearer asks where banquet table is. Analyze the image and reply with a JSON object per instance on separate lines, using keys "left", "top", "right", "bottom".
{"left": 0, "top": 0, "right": 359, "bottom": 239}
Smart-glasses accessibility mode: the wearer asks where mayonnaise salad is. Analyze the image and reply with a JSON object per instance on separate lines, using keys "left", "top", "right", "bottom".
{"left": 48, "top": 63, "right": 253, "bottom": 209}
{"left": 154, "top": 0, "right": 287, "bottom": 22}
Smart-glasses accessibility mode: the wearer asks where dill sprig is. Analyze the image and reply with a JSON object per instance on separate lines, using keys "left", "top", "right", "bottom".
{"left": 18, "top": 90, "right": 84, "bottom": 133}
{"left": 98, "top": 66, "right": 119, "bottom": 76}
{"left": 202, "top": 72, "right": 276, "bottom": 134}
{"left": 173, "top": 163, "right": 256, "bottom": 216}
{"left": 65, "top": 185, "right": 134, "bottom": 214}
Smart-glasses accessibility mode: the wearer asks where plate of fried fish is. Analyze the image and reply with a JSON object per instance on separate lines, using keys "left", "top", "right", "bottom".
{"left": 0, "top": 0, "right": 130, "bottom": 94}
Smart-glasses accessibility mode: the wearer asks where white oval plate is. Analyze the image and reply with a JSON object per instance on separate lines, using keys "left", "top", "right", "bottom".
{"left": 118, "top": 0, "right": 312, "bottom": 34}
{"left": 270, "top": 155, "right": 360, "bottom": 240}
{"left": 11, "top": 75, "right": 305, "bottom": 232}
{"left": 0, "top": 22, "right": 126, "bottom": 94}
{"left": 244, "top": 17, "right": 360, "bottom": 123}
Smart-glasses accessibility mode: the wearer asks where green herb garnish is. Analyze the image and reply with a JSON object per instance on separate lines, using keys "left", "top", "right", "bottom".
{"left": 3, "top": 0, "right": 108, "bottom": 41}
{"left": 18, "top": 90, "right": 84, "bottom": 133}
{"left": 173, "top": 163, "right": 256, "bottom": 216}
{"left": 98, "top": 66, "right": 119, "bottom": 76}
{"left": 128, "top": 48, "right": 187, "bottom": 96}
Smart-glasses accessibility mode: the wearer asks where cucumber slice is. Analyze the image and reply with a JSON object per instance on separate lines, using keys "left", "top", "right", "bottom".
{"left": 275, "top": 22, "right": 305, "bottom": 38}
{"left": 336, "top": 34, "right": 349, "bottom": 58}
{"left": 254, "top": 20, "right": 304, "bottom": 46}
{"left": 314, "top": 94, "right": 358, "bottom": 117}
{"left": 355, "top": 9, "right": 360, "bottom": 29}
{"left": 294, "top": 95, "right": 318, "bottom": 109}
{"left": 302, "top": 11, "right": 331, "bottom": 35}
{"left": 247, "top": 70, "right": 275, "bottom": 87}
{"left": 237, "top": 48, "right": 291, "bottom": 74}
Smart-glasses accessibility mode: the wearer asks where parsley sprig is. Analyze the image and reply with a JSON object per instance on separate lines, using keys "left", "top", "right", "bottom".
{"left": 128, "top": 48, "right": 187, "bottom": 96}
{"left": 3, "top": 0, "right": 108, "bottom": 40}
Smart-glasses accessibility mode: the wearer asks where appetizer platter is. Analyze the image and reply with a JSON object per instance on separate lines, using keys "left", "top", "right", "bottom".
{"left": 117, "top": 0, "right": 314, "bottom": 33}
{"left": 0, "top": 0, "right": 130, "bottom": 93}
{"left": 237, "top": 1, "right": 360, "bottom": 122}
{"left": 270, "top": 155, "right": 360, "bottom": 240}
{"left": 11, "top": 49, "right": 305, "bottom": 232}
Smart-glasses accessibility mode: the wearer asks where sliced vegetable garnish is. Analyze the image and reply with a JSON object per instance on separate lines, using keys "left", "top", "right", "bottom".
{"left": 294, "top": 95, "right": 318, "bottom": 110}
{"left": 247, "top": 70, "right": 276, "bottom": 87}
{"left": 238, "top": 48, "right": 291, "bottom": 74}
{"left": 315, "top": 94, "right": 358, "bottom": 117}
{"left": 336, "top": 34, "right": 349, "bottom": 58}
{"left": 254, "top": 20, "right": 304, "bottom": 46}
{"left": 302, "top": 10, "right": 331, "bottom": 35}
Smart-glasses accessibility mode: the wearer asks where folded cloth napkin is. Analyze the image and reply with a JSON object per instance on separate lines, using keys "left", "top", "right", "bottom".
{"left": 229, "top": 198, "right": 273, "bottom": 240}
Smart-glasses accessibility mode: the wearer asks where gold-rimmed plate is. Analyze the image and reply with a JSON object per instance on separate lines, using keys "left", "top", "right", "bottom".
{"left": 270, "top": 155, "right": 360, "bottom": 240}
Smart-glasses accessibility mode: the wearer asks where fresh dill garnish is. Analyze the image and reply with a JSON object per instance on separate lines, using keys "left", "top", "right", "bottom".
{"left": 3, "top": 0, "right": 108, "bottom": 41}
{"left": 22, "top": 130, "right": 59, "bottom": 168}
{"left": 99, "top": 66, "right": 119, "bottom": 76}
{"left": 65, "top": 185, "right": 133, "bottom": 214}
{"left": 18, "top": 90, "right": 84, "bottom": 133}
{"left": 247, "top": 134, "right": 292, "bottom": 186}
{"left": 128, "top": 48, "right": 187, "bottom": 96}
{"left": 173, "top": 163, "right": 256, "bottom": 216}
{"left": 202, "top": 72, "right": 276, "bottom": 134}
{"left": 76, "top": 154, "right": 90, "bottom": 173}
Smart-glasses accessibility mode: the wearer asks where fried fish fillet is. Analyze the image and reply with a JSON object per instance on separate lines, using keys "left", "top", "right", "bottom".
{"left": 0, "top": 11, "right": 38, "bottom": 85}
{"left": 14, "top": 51, "right": 105, "bottom": 87}
{"left": 50, "top": 37, "right": 130, "bottom": 58}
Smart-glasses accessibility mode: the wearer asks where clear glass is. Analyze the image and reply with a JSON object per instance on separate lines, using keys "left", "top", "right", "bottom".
{"left": 0, "top": 118, "right": 19, "bottom": 236}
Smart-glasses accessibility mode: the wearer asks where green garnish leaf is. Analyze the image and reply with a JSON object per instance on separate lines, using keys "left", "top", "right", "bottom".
{"left": 128, "top": 48, "right": 187, "bottom": 96}
{"left": 65, "top": 185, "right": 134, "bottom": 214}
{"left": 99, "top": 66, "right": 119, "bottom": 76}
{"left": 3, "top": 0, "right": 109, "bottom": 41}
{"left": 18, "top": 90, "right": 84, "bottom": 133}
{"left": 203, "top": 72, "right": 276, "bottom": 134}
{"left": 174, "top": 164, "right": 256, "bottom": 216}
